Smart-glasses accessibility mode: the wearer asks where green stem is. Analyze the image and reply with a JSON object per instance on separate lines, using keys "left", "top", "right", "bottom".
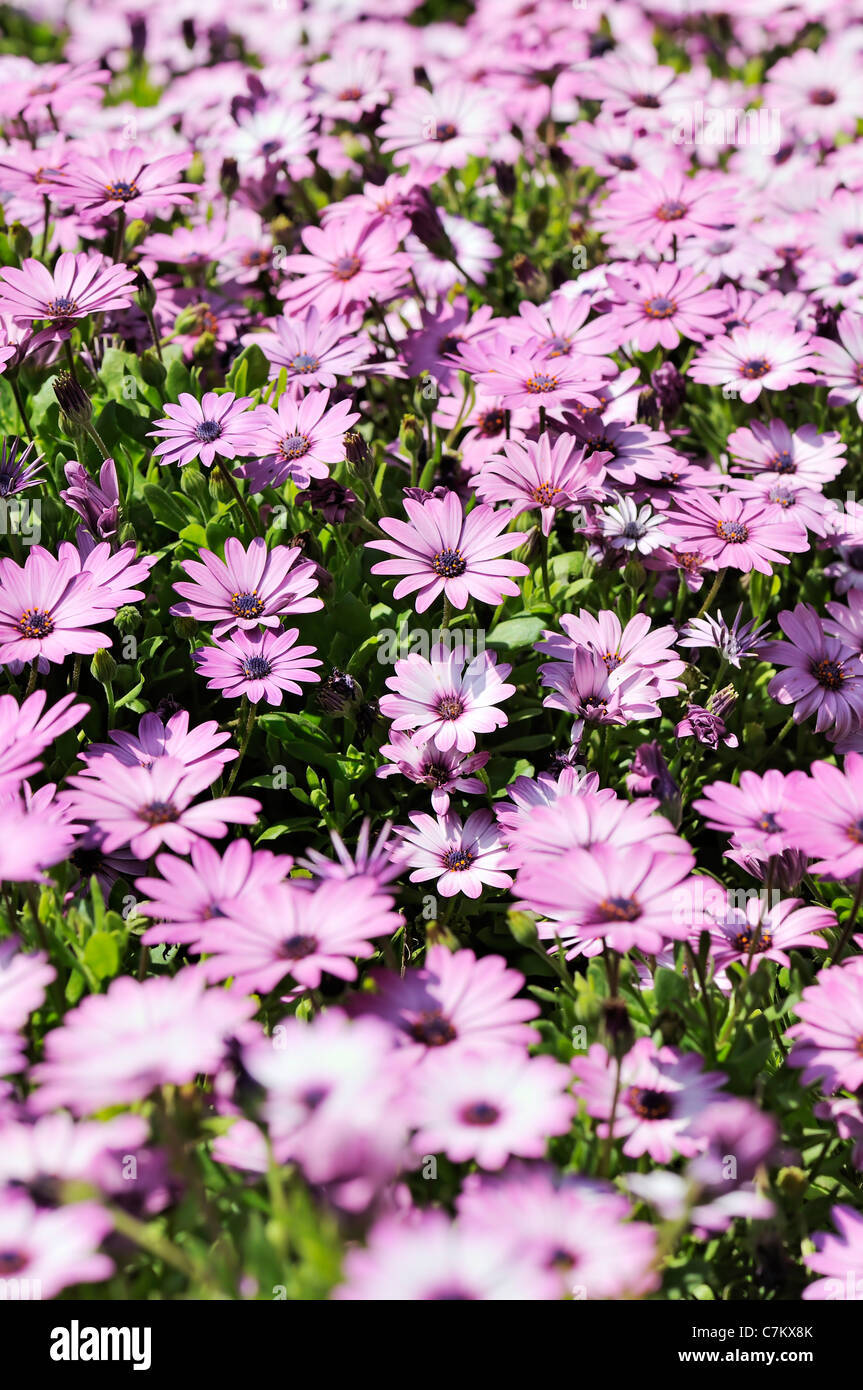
{"left": 225, "top": 696, "right": 256, "bottom": 794}
{"left": 9, "top": 375, "right": 33, "bottom": 440}
{"left": 219, "top": 463, "right": 261, "bottom": 537}
{"left": 694, "top": 567, "right": 726, "bottom": 622}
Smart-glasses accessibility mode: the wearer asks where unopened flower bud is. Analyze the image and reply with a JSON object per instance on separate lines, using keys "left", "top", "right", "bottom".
{"left": 316, "top": 668, "right": 362, "bottom": 716}
{"left": 114, "top": 606, "right": 141, "bottom": 635}
{"left": 174, "top": 302, "right": 209, "bottom": 336}
{"left": 53, "top": 371, "right": 91, "bottom": 426}
{"left": 90, "top": 648, "right": 117, "bottom": 685}
{"left": 192, "top": 330, "right": 216, "bottom": 363}
{"left": 399, "top": 414, "right": 422, "bottom": 456}
{"left": 493, "top": 161, "right": 516, "bottom": 197}
{"left": 125, "top": 219, "right": 149, "bottom": 250}
{"left": 180, "top": 464, "right": 209, "bottom": 506}
{"left": 220, "top": 157, "right": 240, "bottom": 201}
{"left": 651, "top": 362, "right": 686, "bottom": 423}
{"left": 10, "top": 222, "right": 32, "bottom": 260}
{"left": 344, "top": 430, "right": 371, "bottom": 477}
{"left": 135, "top": 269, "right": 157, "bottom": 315}
{"left": 507, "top": 909, "right": 540, "bottom": 949}
{"left": 209, "top": 466, "right": 233, "bottom": 501}
{"left": 173, "top": 614, "right": 198, "bottom": 641}
{"left": 601, "top": 997, "right": 634, "bottom": 1058}
{"left": 139, "top": 350, "right": 166, "bottom": 388}
{"left": 623, "top": 558, "right": 646, "bottom": 591}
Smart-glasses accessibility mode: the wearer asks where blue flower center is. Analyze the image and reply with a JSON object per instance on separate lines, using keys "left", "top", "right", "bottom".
{"left": 431, "top": 547, "right": 467, "bottom": 578}
{"left": 194, "top": 419, "right": 222, "bottom": 442}
{"left": 242, "top": 655, "right": 272, "bottom": 679}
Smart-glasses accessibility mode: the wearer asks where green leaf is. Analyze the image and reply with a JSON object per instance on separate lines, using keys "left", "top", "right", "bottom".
{"left": 486, "top": 615, "right": 545, "bottom": 651}
{"left": 143, "top": 482, "right": 190, "bottom": 531}
{"left": 84, "top": 930, "right": 120, "bottom": 981}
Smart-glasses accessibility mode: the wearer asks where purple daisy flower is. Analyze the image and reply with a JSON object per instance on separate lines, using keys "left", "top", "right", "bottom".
{"left": 759, "top": 601, "right": 863, "bottom": 739}
{"left": 194, "top": 626, "right": 322, "bottom": 706}
{"left": 0, "top": 438, "right": 45, "bottom": 497}
{"left": 60, "top": 457, "right": 120, "bottom": 540}
{"left": 149, "top": 391, "right": 257, "bottom": 469}
{"left": 379, "top": 643, "right": 514, "bottom": 753}
{"left": 377, "top": 732, "right": 489, "bottom": 815}
{"left": 62, "top": 756, "right": 260, "bottom": 859}
{"left": 244, "top": 387, "right": 359, "bottom": 491}
{"left": 51, "top": 146, "right": 196, "bottom": 220}
{"left": 0, "top": 546, "right": 117, "bottom": 669}
{"left": 366, "top": 491, "right": 528, "bottom": 614}
{"left": 0, "top": 252, "right": 137, "bottom": 326}
{"left": 394, "top": 808, "right": 514, "bottom": 899}
{"left": 171, "top": 537, "right": 323, "bottom": 640}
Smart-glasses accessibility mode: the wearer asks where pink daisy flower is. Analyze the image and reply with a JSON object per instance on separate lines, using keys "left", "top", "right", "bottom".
{"left": 137, "top": 839, "right": 291, "bottom": 948}
{"left": 572, "top": 1038, "right": 727, "bottom": 1164}
{"left": 539, "top": 608, "right": 685, "bottom": 700}
{"left": 350, "top": 944, "right": 539, "bottom": 1058}
{"left": 409, "top": 1050, "right": 575, "bottom": 1171}
{"left": 378, "top": 80, "right": 502, "bottom": 170}
{"left": 379, "top": 643, "right": 514, "bottom": 754}
{"left": 693, "top": 768, "right": 809, "bottom": 861}
{"left": 811, "top": 310, "right": 863, "bottom": 421}
{"left": 605, "top": 263, "right": 727, "bottom": 351}
{"left": 779, "top": 755, "right": 863, "bottom": 879}
{"left": 788, "top": 960, "right": 863, "bottom": 1093}
{"left": 473, "top": 348, "right": 602, "bottom": 413}
{"left": 804, "top": 1206, "right": 863, "bottom": 1301}
{"left": 0, "top": 546, "right": 117, "bottom": 669}
{"left": 728, "top": 421, "right": 845, "bottom": 485}
{"left": 194, "top": 626, "right": 322, "bottom": 706}
{"left": 472, "top": 433, "right": 603, "bottom": 535}
{"left": 244, "top": 388, "right": 359, "bottom": 491}
{"left": 703, "top": 895, "right": 834, "bottom": 977}
{"left": 334, "top": 1209, "right": 558, "bottom": 1301}
{"left": 30, "top": 970, "right": 256, "bottom": 1115}
{"left": 62, "top": 756, "right": 260, "bottom": 859}
{"left": 367, "top": 491, "right": 528, "bottom": 614}
{"left": 0, "top": 252, "right": 137, "bottom": 326}
{"left": 280, "top": 214, "right": 411, "bottom": 319}
{"left": 764, "top": 48, "right": 862, "bottom": 142}
{"left": 196, "top": 875, "right": 400, "bottom": 994}
{"left": 538, "top": 648, "right": 661, "bottom": 739}
{"left": 759, "top": 603, "right": 863, "bottom": 739}
{"left": 516, "top": 841, "right": 697, "bottom": 955}
{"left": 595, "top": 166, "right": 728, "bottom": 254}
{"left": 80, "top": 709, "right": 235, "bottom": 780}
{"left": 688, "top": 323, "right": 819, "bottom": 402}
{"left": 0, "top": 689, "right": 87, "bottom": 793}
{"left": 395, "top": 808, "right": 514, "bottom": 899}
{"left": 51, "top": 146, "right": 195, "bottom": 219}
{"left": 669, "top": 491, "right": 810, "bottom": 574}
{"left": 0, "top": 937, "right": 55, "bottom": 1031}
{"left": 377, "top": 733, "right": 488, "bottom": 815}
{"left": 242, "top": 305, "right": 372, "bottom": 391}
{"left": 0, "top": 1199, "right": 113, "bottom": 1298}
{"left": 171, "top": 537, "right": 322, "bottom": 640}
{"left": 149, "top": 391, "right": 257, "bottom": 470}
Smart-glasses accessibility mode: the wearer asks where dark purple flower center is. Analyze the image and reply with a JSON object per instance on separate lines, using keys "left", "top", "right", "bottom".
{"left": 18, "top": 606, "right": 53, "bottom": 638}
{"left": 644, "top": 296, "right": 676, "bottom": 319}
{"left": 138, "top": 800, "right": 179, "bottom": 826}
{"left": 809, "top": 88, "right": 836, "bottom": 105}
{"left": 532, "top": 480, "right": 561, "bottom": 505}
{"left": 333, "top": 255, "right": 360, "bottom": 281}
{"left": 741, "top": 358, "right": 770, "bottom": 379}
{"left": 409, "top": 1009, "right": 457, "bottom": 1047}
{"left": 104, "top": 179, "right": 139, "bottom": 201}
{"left": 439, "top": 334, "right": 462, "bottom": 356}
{"left": 603, "top": 649, "right": 623, "bottom": 671}
{"left": 813, "top": 658, "right": 845, "bottom": 690}
{"left": 836, "top": 271, "right": 858, "bottom": 287}
{"left": 231, "top": 590, "right": 265, "bottom": 619}
{"left": 290, "top": 353, "right": 320, "bottom": 373}
{"left": 854, "top": 363, "right": 863, "bottom": 387}
{"left": 733, "top": 928, "right": 773, "bottom": 953}
{"left": 633, "top": 93, "right": 660, "bottom": 108}
{"left": 338, "top": 86, "right": 363, "bottom": 101}
{"left": 300, "top": 1085, "right": 329, "bottom": 1110}
{"left": 525, "top": 372, "right": 560, "bottom": 394}
{"left": 242, "top": 655, "right": 272, "bottom": 679}
{"left": 627, "top": 1086, "right": 672, "bottom": 1120}
{"left": 431, "top": 547, "right": 467, "bottom": 578}
{"left": 716, "top": 520, "right": 749, "bottom": 543}
{"left": 460, "top": 1101, "right": 501, "bottom": 1126}
{"left": 435, "top": 122, "right": 458, "bottom": 141}
{"left": 442, "top": 846, "right": 475, "bottom": 872}
{"left": 478, "top": 409, "right": 506, "bottom": 436}
{"left": 656, "top": 200, "right": 687, "bottom": 222}
{"left": 0, "top": 1250, "right": 27, "bottom": 1276}
{"left": 597, "top": 895, "right": 641, "bottom": 922}
{"left": 758, "top": 812, "right": 781, "bottom": 833}
{"left": 608, "top": 153, "right": 636, "bottom": 171}
{"left": 767, "top": 487, "right": 794, "bottom": 507}
{"left": 279, "top": 432, "right": 310, "bottom": 459}
{"left": 280, "top": 933, "right": 317, "bottom": 960}
{"left": 427, "top": 1286, "right": 476, "bottom": 1300}
{"left": 772, "top": 450, "right": 795, "bottom": 472}
{"left": 194, "top": 419, "right": 222, "bottom": 443}
{"left": 423, "top": 761, "right": 452, "bottom": 787}
{"left": 437, "top": 695, "right": 465, "bottom": 720}
{"left": 847, "top": 820, "right": 863, "bottom": 844}
{"left": 46, "top": 295, "right": 79, "bottom": 317}
{"left": 582, "top": 694, "right": 608, "bottom": 715}
{"left": 546, "top": 334, "right": 572, "bottom": 357}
